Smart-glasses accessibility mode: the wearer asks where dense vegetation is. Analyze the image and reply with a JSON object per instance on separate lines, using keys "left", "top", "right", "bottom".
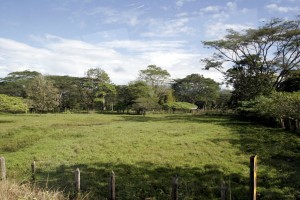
{"left": 202, "top": 16, "right": 300, "bottom": 131}
{"left": 0, "top": 66, "right": 222, "bottom": 114}
{"left": 0, "top": 113, "right": 299, "bottom": 199}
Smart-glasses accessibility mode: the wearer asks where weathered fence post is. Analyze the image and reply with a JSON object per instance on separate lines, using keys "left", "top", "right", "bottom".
{"left": 171, "top": 176, "right": 178, "bottom": 200}
{"left": 109, "top": 171, "right": 116, "bottom": 200}
{"left": 31, "top": 161, "right": 36, "bottom": 182}
{"left": 250, "top": 155, "right": 257, "bottom": 200}
{"left": 0, "top": 157, "right": 6, "bottom": 181}
{"left": 75, "top": 168, "right": 80, "bottom": 195}
{"left": 221, "top": 181, "right": 228, "bottom": 200}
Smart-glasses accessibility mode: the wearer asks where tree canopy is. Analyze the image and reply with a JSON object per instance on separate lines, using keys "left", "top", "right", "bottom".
{"left": 202, "top": 16, "right": 300, "bottom": 103}
{"left": 26, "top": 75, "right": 61, "bottom": 112}
{"left": 172, "top": 74, "right": 220, "bottom": 109}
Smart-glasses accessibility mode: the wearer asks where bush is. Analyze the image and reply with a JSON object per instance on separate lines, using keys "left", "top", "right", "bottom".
{"left": 0, "top": 94, "right": 28, "bottom": 113}
{"left": 163, "top": 102, "right": 197, "bottom": 113}
{"left": 254, "top": 92, "right": 300, "bottom": 131}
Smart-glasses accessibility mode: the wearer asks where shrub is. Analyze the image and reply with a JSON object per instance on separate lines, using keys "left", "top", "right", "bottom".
{"left": 163, "top": 102, "right": 197, "bottom": 113}
{"left": 0, "top": 94, "right": 28, "bottom": 113}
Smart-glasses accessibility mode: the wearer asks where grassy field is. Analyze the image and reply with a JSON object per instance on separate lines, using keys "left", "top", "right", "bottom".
{"left": 0, "top": 113, "right": 299, "bottom": 199}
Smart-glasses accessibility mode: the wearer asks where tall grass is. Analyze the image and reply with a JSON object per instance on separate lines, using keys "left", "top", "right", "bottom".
{"left": 0, "top": 180, "right": 66, "bottom": 200}
{"left": 0, "top": 113, "right": 299, "bottom": 199}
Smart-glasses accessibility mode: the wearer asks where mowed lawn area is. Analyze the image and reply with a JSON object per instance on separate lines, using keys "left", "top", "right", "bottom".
{"left": 0, "top": 113, "right": 299, "bottom": 199}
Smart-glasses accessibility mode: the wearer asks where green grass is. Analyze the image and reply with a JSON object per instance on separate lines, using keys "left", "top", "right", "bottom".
{"left": 0, "top": 113, "right": 299, "bottom": 199}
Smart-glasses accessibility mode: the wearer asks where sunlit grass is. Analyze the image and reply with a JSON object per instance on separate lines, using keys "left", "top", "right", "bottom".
{"left": 0, "top": 113, "right": 299, "bottom": 199}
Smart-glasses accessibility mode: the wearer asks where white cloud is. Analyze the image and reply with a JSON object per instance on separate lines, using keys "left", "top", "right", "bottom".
{"left": 200, "top": 6, "right": 221, "bottom": 13}
{"left": 226, "top": 2, "right": 237, "bottom": 11}
{"left": 199, "top": 2, "right": 237, "bottom": 14}
{"left": 205, "top": 22, "right": 253, "bottom": 40}
{"left": 98, "top": 40, "right": 187, "bottom": 52}
{"left": 176, "top": 0, "right": 196, "bottom": 7}
{"left": 80, "top": 6, "right": 144, "bottom": 26}
{"left": 0, "top": 35, "right": 220, "bottom": 84}
{"left": 142, "top": 17, "right": 195, "bottom": 37}
{"left": 265, "top": 3, "right": 300, "bottom": 13}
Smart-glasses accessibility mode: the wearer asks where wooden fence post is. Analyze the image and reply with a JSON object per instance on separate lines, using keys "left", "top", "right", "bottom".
{"left": 0, "top": 157, "right": 6, "bottom": 181}
{"left": 75, "top": 168, "right": 80, "bottom": 195}
{"left": 171, "top": 176, "right": 178, "bottom": 200}
{"left": 221, "top": 181, "right": 228, "bottom": 200}
{"left": 109, "top": 171, "right": 116, "bottom": 200}
{"left": 31, "top": 161, "right": 36, "bottom": 182}
{"left": 250, "top": 155, "right": 257, "bottom": 200}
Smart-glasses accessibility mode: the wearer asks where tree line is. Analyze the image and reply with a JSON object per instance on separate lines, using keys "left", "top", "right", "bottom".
{"left": 0, "top": 65, "right": 223, "bottom": 114}
{"left": 0, "top": 16, "right": 299, "bottom": 127}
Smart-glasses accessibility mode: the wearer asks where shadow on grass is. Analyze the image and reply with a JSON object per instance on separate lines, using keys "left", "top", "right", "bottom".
{"left": 121, "top": 114, "right": 300, "bottom": 199}
{"left": 34, "top": 161, "right": 248, "bottom": 200}
{"left": 120, "top": 114, "right": 231, "bottom": 124}
{"left": 0, "top": 120, "right": 14, "bottom": 123}
{"left": 211, "top": 119, "right": 300, "bottom": 199}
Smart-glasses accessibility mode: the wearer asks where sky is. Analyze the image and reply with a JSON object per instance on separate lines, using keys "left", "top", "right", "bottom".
{"left": 0, "top": 0, "right": 299, "bottom": 85}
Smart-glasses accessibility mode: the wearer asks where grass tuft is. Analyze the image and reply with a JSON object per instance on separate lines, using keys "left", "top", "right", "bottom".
{"left": 0, "top": 180, "right": 66, "bottom": 200}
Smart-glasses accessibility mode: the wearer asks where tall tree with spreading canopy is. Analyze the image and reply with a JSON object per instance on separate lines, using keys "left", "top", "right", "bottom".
{"left": 0, "top": 70, "right": 41, "bottom": 98}
{"left": 84, "top": 68, "right": 116, "bottom": 111}
{"left": 202, "top": 16, "right": 300, "bottom": 104}
{"left": 47, "top": 75, "right": 86, "bottom": 111}
{"left": 172, "top": 74, "right": 220, "bottom": 110}
{"left": 138, "top": 65, "right": 171, "bottom": 104}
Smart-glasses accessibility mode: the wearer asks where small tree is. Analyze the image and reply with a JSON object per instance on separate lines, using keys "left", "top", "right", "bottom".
{"left": 26, "top": 75, "right": 60, "bottom": 112}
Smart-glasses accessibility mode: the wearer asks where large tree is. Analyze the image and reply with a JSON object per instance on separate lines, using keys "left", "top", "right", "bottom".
{"left": 83, "top": 68, "right": 115, "bottom": 111}
{"left": 172, "top": 74, "right": 220, "bottom": 110}
{"left": 202, "top": 16, "right": 300, "bottom": 103}
{"left": 138, "top": 65, "right": 171, "bottom": 104}
{"left": 115, "top": 81, "right": 159, "bottom": 114}
{"left": 26, "top": 75, "right": 61, "bottom": 112}
{"left": 47, "top": 75, "right": 86, "bottom": 111}
{"left": 0, "top": 70, "right": 41, "bottom": 98}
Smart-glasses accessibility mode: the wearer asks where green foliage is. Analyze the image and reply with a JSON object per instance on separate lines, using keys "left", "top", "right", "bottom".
{"left": 0, "top": 70, "right": 41, "bottom": 98}
{"left": 236, "top": 91, "right": 300, "bottom": 131}
{"left": 47, "top": 75, "right": 87, "bottom": 111}
{"left": 215, "top": 90, "right": 232, "bottom": 109}
{"left": 278, "top": 70, "right": 300, "bottom": 92}
{"left": 202, "top": 16, "right": 300, "bottom": 104}
{"left": 116, "top": 81, "right": 159, "bottom": 113}
{"left": 172, "top": 74, "right": 220, "bottom": 109}
{"left": 0, "top": 94, "right": 28, "bottom": 113}
{"left": 132, "top": 97, "right": 161, "bottom": 113}
{"left": 26, "top": 75, "right": 61, "bottom": 112}
{"left": 163, "top": 101, "right": 197, "bottom": 113}
{"left": 138, "top": 65, "right": 170, "bottom": 89}
{"left": 255, "top": 92, "right": 300, "bottom": 120}
{"left": 138, "top": 65, "right": 172, "bottom": 106}
{"left": 83, "top": 68, "right": 115, "bottom": 111}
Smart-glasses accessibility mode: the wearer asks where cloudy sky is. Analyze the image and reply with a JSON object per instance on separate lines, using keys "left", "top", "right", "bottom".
{"left": 0, "top": 0, "right": 299, "bottom": 85}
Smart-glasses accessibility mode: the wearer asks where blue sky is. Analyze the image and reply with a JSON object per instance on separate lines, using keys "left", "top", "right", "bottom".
{"left": 0, "top": 0, "right": 299, "bottom": 84}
